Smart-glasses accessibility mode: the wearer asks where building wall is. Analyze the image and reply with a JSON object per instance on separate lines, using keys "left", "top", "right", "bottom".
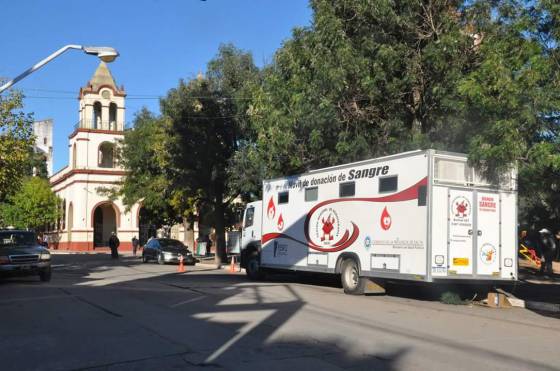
{"left": 33, "top": 119, "right": 53, "bottom": 176}
{"left": 51, "top": 170, "right": 141, "bottom": 251}
{"left": 48, "top": 64, "right": 139, "bottom": 252}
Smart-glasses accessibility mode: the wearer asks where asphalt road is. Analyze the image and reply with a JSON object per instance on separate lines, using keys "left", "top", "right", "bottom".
{"left": 1, "top": 253, "right": 559, "bottom": 371}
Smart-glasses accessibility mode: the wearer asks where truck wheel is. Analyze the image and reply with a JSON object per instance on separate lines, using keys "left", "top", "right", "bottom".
{"left": 341, "top": 259, "right": 365, "bottom": 295}
{"left": 246, "top": 253, "right": 264, "bottom": 280}
{"left": 39, "top": 268, "right": 52, "bottom": 282}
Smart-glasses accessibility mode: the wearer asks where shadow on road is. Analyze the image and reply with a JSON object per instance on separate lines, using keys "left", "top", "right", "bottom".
{"left": 1, "top": 254, "right": 559, "bottom": 370}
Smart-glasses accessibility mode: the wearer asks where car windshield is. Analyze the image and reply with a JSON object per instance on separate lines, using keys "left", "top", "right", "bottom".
{"left": 159, "top": 239, "right": 187, "bottom": 250}
{"left": 0, "top": 231, "right": 37, "bottom": 247}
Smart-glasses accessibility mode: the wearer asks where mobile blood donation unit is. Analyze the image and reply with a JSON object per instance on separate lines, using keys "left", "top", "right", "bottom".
{"left": 240, "top": 150, "right": 517, "bottom": 294}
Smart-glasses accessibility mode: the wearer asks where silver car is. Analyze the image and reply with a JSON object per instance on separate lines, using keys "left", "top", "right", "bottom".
{"left": 142, "top": 238, "right": 196, "bottom": 265}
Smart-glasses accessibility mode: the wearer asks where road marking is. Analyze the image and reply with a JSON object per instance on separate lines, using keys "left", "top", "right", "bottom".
{"left": 193, "top": 309, "right": 275, "bottom": 364}
{"left": 169, "top": 295, "right": 206, "bottom": 308}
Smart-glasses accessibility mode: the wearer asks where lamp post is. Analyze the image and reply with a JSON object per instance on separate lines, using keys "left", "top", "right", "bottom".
{"left": 0, "top": 45, "right": 119, "bottom": 94}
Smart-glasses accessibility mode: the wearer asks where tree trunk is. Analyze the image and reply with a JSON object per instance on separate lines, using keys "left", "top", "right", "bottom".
{"left": 182, "top": 217, "right": 195, "bottom": 251}
{"left": 213, "top": 200, "right": 227, "bottom": 267}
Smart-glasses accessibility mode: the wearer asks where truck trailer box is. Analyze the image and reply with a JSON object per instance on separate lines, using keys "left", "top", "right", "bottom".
{"left": 241, "top": 150, "right": 517, "bottom": 289}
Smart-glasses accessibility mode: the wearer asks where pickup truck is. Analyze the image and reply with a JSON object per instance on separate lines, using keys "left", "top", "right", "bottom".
{"left": 0, "top": 229, "right": 52, "bottom": 282}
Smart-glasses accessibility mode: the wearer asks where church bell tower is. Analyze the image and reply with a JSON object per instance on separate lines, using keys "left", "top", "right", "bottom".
{"left": 70, "top": 62, "right": 126, "bottom": 170}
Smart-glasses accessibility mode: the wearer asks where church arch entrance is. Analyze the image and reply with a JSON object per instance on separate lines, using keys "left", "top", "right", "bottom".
{"left": 93, "top": 203, "right": 118, "bottom": 247}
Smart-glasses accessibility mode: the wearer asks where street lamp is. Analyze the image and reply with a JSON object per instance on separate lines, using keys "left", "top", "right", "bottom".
{"left": 0, "top": 44, "right": 120, "bottom": 94}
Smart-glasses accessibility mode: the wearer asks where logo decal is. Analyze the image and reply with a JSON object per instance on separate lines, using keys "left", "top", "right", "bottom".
{"left": 480, "top": 243, "right": 496, "bottom": 265}
{"left": 267, "top": 197, "right": 276, "bottom": 220}
{"left": 315, "top": 208, "right": 340, "bottom": 245}
{"left": 321, "top": 214, "right": 336, "bottom": 241}
{"left": 364, "top": 235, "right": 372, "bottom": 251}
{"left": 261, "top": 177, "right": 428, "bottom": 253}
{"left": 380, "top": 206, "right": 392, "bottom": 230}
{"left": 452, "top": 196, "right": 471, "bottom": 219}
{"left": 277, "top": 213, "right": 284, "bottom": 231}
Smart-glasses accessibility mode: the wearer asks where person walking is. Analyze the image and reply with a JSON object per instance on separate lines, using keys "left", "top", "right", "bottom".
{"left": 109, "top": 232, "right": 120, "bottom": 259}
{"left": 131, "top": 236, "right": 139, "bottom": 257}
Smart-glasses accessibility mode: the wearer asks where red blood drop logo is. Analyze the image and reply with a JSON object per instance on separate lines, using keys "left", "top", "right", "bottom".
{"left": 380, "top": 207, "right": 392, "bottom": 230}
{"left": 267, "top": 197, "right": 276, "bottom": 220}
{"left": 277, "top": 213, "right": 284, "bottom": 231}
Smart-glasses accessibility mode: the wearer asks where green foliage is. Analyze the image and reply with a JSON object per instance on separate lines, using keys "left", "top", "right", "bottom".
{"left": 244, "top": 0, "right": 477, "bottom": 183}
{"left": 117, "top": 108, "right": 178, "bottom": 228}
{"left": 440, "top": 291, "right": 466, "bottom": 305}
{"left": 462, "top": 1, "right": 560, "bottom": 227}
{"left": 119, "top": 44, "right": 259, "bottom": 263}
{"left": 24, "top": 147, "right": 49, "bottom": 178}
{"left": 0, "top": 177, "right": 60, "bottom": 231}
{"left": 234, "top": 0, "right": 560, "bottom": 228}
{"left": 0, "top": 91, "right": 34, "bottom": 202}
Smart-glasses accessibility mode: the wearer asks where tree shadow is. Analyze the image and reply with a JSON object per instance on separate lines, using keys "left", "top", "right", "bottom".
{"left": 2, "top": 254, "right": 559, "bottom": 370}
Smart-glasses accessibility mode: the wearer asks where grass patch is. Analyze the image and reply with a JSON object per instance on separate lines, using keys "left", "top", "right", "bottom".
{"left": 440, "top": 291, "right": 466, "bottom": 305}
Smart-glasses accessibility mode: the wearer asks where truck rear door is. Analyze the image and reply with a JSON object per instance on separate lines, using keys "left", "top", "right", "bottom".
{"left": 448, "top": 189, "right": 475, "bottom": 275}
{"left": 475, "top": 192, "right": 501, "bottom": 276}
{"left": 447, "top": 190, "right": 501, "bottom": 277}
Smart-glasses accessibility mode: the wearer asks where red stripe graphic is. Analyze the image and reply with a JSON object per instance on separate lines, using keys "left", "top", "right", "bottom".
{"left": 263, "top": 177, "right": 427, "bottom": 253}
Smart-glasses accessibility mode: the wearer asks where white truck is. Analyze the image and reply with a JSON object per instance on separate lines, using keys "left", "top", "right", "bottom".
{"left": 240, "top": 150, "right": 517, "bottom": 294}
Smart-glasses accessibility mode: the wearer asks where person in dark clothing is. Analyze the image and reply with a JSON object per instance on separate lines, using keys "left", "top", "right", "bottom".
{"left": 131, "top": 236, "right": 139, "bottom": 257}
{"left": 109, "top": 232, "right": 120, "bottom": 259}
{"left": 525, "top": 228, "right": 558, "bottom": 276}
{"left": 204, "top": 234, "right": 212, "bottom": 256}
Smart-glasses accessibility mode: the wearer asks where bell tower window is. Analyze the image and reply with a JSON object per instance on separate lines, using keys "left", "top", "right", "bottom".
{"left": 93, "top": 101, "right": 102, "bottom": 129}
{"left": 109, "top": 103, "right": 117, "bottom": 131}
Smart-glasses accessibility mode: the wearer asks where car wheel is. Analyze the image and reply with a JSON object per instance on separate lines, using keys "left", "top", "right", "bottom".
{"left": 246, "top": 253, "right": 264, "bottom": 280}
{"left": 39, "top": 268, "right": 52, "bottom": 282}
{"left": 142, "top": 254, "right": 148, "bottom": 263}
{"left": 341, "top": 259, "right": 366, "bottom": 295}
{"left": 157, "top": 253, "right": 165, "bottom": 265}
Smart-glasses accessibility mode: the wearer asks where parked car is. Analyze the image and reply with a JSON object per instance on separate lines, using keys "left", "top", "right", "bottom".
{"left": 0, "top": 229, "right": 52, "bottom": 282}
{"left": 142, "top": 238, "right": 196, "bottom": 265}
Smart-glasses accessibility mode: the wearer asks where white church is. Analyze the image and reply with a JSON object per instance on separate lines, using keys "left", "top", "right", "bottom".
{"left": 49, "top": 62, "right": 144, "bottom": 251}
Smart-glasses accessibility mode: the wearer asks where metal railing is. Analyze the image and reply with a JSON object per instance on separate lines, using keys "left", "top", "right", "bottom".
{"left": 74, "top": 119, "right": 125, "bottom": 131}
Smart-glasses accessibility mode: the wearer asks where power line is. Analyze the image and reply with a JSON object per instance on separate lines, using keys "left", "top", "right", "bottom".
{"left": 20, "top": 88, "right": 259, "bottom": 100}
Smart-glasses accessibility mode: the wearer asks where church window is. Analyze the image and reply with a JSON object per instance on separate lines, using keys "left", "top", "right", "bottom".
{"left": 98, "top": 142, "right": 115, "bottom": 168}
{"left": 93, "top": 101, "right": 102, "bottom": 129}
{"left": 109, "top": 103, "right": 117, "bottom": 130}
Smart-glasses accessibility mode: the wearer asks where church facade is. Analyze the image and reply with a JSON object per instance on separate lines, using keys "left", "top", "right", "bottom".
{"left": 49, "top": 62, "right": 142, "bottom": 251}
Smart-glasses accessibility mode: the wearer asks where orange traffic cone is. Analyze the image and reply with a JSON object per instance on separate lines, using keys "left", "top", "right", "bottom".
{"left": 177, "top": 255, "right": 186, "bottom": 273}
{"left": 229, "top": 255, "right": 235, "bottom": 273}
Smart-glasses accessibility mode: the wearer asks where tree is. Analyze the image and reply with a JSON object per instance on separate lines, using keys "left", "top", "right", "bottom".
{"left": 461, "top": 1, "right": 560, "bottom": 227}
{"left": 161, "top": 44, "right": 259, "bottom": 265}
{"left": 117, "top": 108, "right": 178, "bottom": 229}
{"left": 0, "top": 91, "right": 34, "bottom": 202}
{"left": 119, "top": 44, "right": 259, "bottom": 265}
{"left": 240, "top": 0, "right": 477, "bottom": 186}
{"left": 235, "top": 0, "right": 560, "bottom": 229}
{"left": 0, "top": 177, "right": 60, "bottom": 231}
{"left": 24, "top": 147, "right": 49, "bottom": 178}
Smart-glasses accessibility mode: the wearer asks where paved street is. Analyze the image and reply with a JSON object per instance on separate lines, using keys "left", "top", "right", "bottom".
{"left": 1, "top": 254, "right": 559, "bottom": 371}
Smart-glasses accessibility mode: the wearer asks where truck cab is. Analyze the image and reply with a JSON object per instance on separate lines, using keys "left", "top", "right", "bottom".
{"left": 240, "top": 201, "right": 262, "bottom": 272}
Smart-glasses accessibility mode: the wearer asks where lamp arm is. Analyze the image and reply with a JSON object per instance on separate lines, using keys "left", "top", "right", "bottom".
{"left": 0, "top": 44, "right": 84, "bottom": 94}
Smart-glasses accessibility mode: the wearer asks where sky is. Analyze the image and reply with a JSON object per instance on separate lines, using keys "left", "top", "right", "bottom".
{"left": 0, "top": 0, "right": 312, "bottom": 173}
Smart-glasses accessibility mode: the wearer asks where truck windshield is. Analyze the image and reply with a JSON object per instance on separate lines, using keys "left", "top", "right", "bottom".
{"left": 244, "top": 207, "right": 254, "bottom": 228}
{"left": 0, "top": 231, "right": 37, "bottom": 247}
